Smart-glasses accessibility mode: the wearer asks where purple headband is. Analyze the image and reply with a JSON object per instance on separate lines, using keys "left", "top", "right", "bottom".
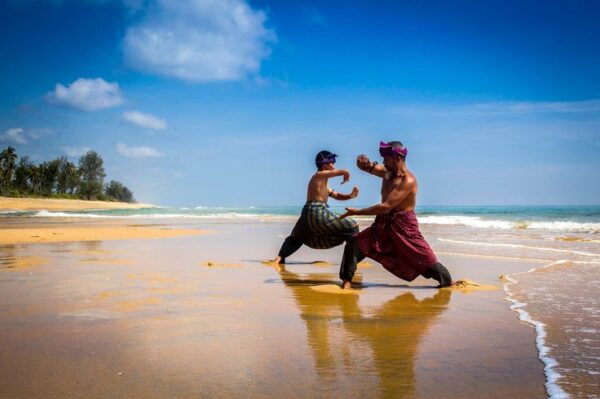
{"left": 316, "top": 153, "right": 338, "bottom": 165}
{"left": 379, "top": 141, "right": 408, "bottom": 157}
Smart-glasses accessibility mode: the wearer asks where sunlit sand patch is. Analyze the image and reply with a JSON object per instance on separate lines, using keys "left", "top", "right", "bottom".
{"left": 201, "top": 261, "right": 242, "bottom": 268}
{"left": 306, "top": 261, "right": 332, "bottom": 267}
{"left": 79, "top": 258, "right": 136, "bottom": 265}
{"left": 74, "top": 249, "right": 113, "bottom": 255}
{"left": 443, "top": 279, "right": 498, "bottom": 292}
{"left": 310, "top": 284, "right": 360, "bottom": 295}
{"left": 556, "top": 236, "right": 593, "bottom": 242}
{"left": 0, "top": 226, "right": 207, "bottom": 245}
{"left": 1, "top": 256, "right": 48, "bottom": 270}
{"left": 116, "top": 297, "right": 162, "bottom": 312}
{"left": 357, "top": 261, "right": 373, "bottom": 269}
{"left": 96, "top": 291, "right": 126, "bottom": 299}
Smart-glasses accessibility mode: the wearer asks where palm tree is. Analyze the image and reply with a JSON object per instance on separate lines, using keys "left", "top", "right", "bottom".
{"left": 14, "top": 156, "right": 33, "bottom": 192}
{"left": 78, "top": 151, "right": 106, "bottom": 200}
{"left": 0, "top": 146, "right": 18, "bottom": 194}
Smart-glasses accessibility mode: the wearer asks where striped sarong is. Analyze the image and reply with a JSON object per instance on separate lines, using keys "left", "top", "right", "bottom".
{"left": 356, "top": 209, "right": 437, "bottom": 281}
{"left": 289, "top": 201, "right": 358, "bottom": 249}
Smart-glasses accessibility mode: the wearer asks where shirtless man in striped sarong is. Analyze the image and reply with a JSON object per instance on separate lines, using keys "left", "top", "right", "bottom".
{"left": 340, "top": 141, "right": 452, "bottom": 289}
{"left": 266, "top": 151, "right": 360, "bottom": 268}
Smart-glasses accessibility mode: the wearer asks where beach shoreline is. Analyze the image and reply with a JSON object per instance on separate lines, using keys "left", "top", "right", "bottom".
{"left": 0, "top": 196, "right": 156, "bottom": 212}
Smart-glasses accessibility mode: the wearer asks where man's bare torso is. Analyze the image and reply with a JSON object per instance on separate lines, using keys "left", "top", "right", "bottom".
{"left": 307, "top": 173, "right": 330, "bottom": 203}
{"left": 381, "top": 171, "right": 417, "bottom": 212}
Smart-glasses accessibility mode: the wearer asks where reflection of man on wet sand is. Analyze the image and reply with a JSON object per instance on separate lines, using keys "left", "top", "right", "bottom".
{"left": 277, "top": 267, "right": 451, "bottom": 398}
{"left": 340, "top": 141, "right": 453, "bottom": 289}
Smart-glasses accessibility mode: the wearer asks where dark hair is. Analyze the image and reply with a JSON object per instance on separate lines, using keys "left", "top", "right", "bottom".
{"left": 388, "top": 141, "right": 406, "bottom": 160}
{"left": 315, "top": 150, "right": 337, "bottom": 170}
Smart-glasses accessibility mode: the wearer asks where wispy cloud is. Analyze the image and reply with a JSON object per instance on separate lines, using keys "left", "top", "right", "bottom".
{"left": 390, "top": 99, "right": 600, "bottom": 117}
{"left": 123, "top": 110, "right": 166, "bottom": 130}
{"left": 122, "top": 0, "right": 275, "bottom": 82}
{"left": 62, "top": 146, "right": 91, "bottom": 157}
{"left": 47, "top": 78, "right": 123, "bottom": 111}
{"left": 117, "top": 142, "right": 163, "bottom": 158}
{"left": 304, "top": 7, "right": 327, "bottom": 27}
{"left": 0, "top": 128, "right": 28, "bottom": 144}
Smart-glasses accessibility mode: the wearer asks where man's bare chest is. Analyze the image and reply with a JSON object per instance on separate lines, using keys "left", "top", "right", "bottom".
{"left": 381, "top": 178, "right": 403, "bottom": 199}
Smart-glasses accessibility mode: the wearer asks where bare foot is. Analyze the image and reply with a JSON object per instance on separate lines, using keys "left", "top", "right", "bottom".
{"left": 261, "top": 256, "right": 282, "bottom": 265}
{"left": 341, "top": 281, "right": 352, "bottom": 290}
{"left": 262, "top": 256, "right": 285, "bottom": 272}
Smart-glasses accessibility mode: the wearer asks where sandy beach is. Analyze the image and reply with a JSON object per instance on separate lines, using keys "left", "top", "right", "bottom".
{"left": 0, "top": 210, "right": 556, "bottom": 398}
{"left": 0, "top": 198, "right": 204, "bottom": 245}
{"left": 0, "top": 196, "right": 155, "bottom": 212}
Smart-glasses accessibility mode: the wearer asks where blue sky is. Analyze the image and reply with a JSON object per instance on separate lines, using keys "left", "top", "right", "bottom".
{"left": 1, "top": 0, "right": 599, "bottom": 206}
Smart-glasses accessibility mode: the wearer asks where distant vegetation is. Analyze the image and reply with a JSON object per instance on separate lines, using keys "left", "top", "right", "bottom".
{"left": 0, "top": 146, "right": 135, "bottom": 203}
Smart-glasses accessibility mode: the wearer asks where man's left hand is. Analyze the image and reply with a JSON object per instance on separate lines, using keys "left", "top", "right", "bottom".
{"left": 340, "top": 207, "right": 359, "bottom": 219}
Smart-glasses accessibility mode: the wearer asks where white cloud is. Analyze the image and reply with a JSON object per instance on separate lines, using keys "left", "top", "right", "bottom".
{"left": 123, "top": 0, "right": 275, "bottom": 82}
{"left": 47, "top": 78, "right": 123, "bottom": 111}
{"left": 0, "top": 128, "right": 27, "bottom": 144}
{"left": 63, "top": 147, "right": 91, "bottom": 157}
{"left": 123, "top": 110, "right": 166, "bottom": 130}
{"left": 117, "top": 142, "right": 163, "bottom": 158}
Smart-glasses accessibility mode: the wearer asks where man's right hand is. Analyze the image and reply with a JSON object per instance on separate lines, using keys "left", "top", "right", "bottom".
{"left": 341, "top": 169, "right": 350, "bottom": 184}
{"left": 356, "top": 155, "right": 371, "bottom": 171}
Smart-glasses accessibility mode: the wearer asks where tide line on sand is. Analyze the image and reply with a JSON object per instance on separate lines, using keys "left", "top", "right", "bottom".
{"left": 502, "top": 260, "right": 571, "bottom": 399}
{"left": 439, "top": 238, "right": 600, "bottom": 258}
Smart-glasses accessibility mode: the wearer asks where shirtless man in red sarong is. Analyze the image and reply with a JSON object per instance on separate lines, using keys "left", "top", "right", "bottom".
{"left": 339, "top": 141, "right": 452, "bottom": 289}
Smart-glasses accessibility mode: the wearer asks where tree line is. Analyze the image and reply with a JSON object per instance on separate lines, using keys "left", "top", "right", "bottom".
{"left": 0, "top": 146, "right": 135, "bottom": 203}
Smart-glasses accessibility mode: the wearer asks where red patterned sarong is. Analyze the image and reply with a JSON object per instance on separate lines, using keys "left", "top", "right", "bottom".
{"left": 356, "top": 210, "right": 437, "bottom": 281}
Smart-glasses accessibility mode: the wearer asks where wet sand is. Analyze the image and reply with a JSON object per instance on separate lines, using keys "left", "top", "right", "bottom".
{"left": 0, "top": 218, "right": 547, "bottom": 398}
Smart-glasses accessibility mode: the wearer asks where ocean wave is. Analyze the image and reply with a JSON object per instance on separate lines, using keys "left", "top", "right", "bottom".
{"left": 29, "top": 210, "right": 293, "bottom": 220}
{"left": 16, "top": 210, "right": 600, "bottom": 232}
{"left": 503, "top": 261, "right": 571, "bottom": 399}
{"left": 419, "top": 215, "right": 600, "bottom": 232}
{"left": 0, "top": 210, "right": 27, "bottom": 215}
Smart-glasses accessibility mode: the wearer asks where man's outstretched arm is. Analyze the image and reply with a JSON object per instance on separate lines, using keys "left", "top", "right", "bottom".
{"left": 340, "top": 177, "right": 415, "bottom": 218}
{"left": 317, "top": 168, "right": 350, "bottom": 184}
{"left": 328, "top": 186, "right": 359, "bottom": 201}
{"left": 356, "top": 155, "right": 386, "bottom": 178}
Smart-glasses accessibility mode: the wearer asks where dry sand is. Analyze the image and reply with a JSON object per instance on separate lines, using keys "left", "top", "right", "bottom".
{"left": 0, "top": 196, "right": 155, "bottom": 211}
{"left": 0, "top": 226, "right": 206, "bottom": 245}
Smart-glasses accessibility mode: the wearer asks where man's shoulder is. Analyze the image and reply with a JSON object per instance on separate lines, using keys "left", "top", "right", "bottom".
{"left": 401, "top": 172, "right": 417, "bottom": 189}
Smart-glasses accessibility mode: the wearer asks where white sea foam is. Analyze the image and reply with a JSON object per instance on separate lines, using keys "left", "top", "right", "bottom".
{"left": 14, "top": 209, "right": 600, "bottom": 232}
{"left": 419, "top": 215, "right": 514, "bottom": 229}
{"left": 438, "top": 238, "right": 600, "bottom": 258}
{"left": 503, "top": 261, "right": 571, "bottom": 399}
{"left": 418, "top": 215, "right": 600, "bottom": 232}
{"left": 30, "top": 210, "right": 292, "bottom": 220}
{"left": 0, "top": 210, "right": 25, "bottom": 215}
